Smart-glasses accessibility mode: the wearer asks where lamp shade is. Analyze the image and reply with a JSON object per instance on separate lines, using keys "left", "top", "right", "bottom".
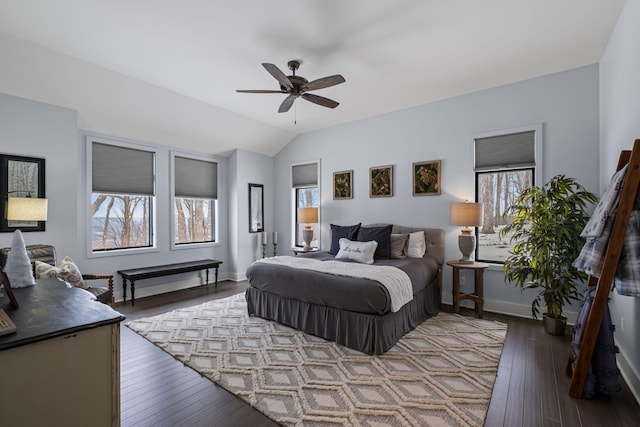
{"left": 7, "top": 197, "right": 48, "bottom": 221}
{"left": 297, "top": 207, "right": 318, "bottom": 224}
{"left": 450, "top": 202, "right": 482, "bottom": 227}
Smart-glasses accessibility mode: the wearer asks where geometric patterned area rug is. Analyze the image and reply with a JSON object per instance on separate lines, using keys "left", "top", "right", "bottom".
{"left": 127, "top": 293, "right": 507, "bottom": 427}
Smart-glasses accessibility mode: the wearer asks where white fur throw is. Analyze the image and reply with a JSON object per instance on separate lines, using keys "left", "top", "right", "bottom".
{"left": 256, "top": 255, "right": 413, "bottom": 312}
{"left": 4, "top": 230, "right": 36, "bottom": 288}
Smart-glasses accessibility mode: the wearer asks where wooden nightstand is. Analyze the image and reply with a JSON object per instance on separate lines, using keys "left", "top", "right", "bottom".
{"left": 447, "top": 260, "right": 489, "bottom": 318}
{"left": 291, "top": 247, "right": 319, "bottom": 256}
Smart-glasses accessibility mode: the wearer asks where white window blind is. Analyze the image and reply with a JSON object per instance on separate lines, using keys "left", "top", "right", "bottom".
{"left": 292, "top": 163, "right": 318, "bottom": 187}
{"left": 92, "top": 142, "right": 155, "bottom": 195}
{"left": 474, "top": 131, "right": 536, "bottom": 171}
{"left": 174, "top": 156, "right": 218, "bottom": 199}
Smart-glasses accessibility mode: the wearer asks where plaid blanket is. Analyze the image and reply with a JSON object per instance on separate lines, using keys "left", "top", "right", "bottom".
{"left": 573, "top": 164, "right": 640, "bottom": 297}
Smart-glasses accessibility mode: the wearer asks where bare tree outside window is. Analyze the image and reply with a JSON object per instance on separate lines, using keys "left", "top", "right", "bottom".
{"left": 476, "top": 169, "right": 532, "bottom": 263}
{"left": 92, "top": 194, "right": 152, "bottom": 250}
{"left": 175, "top": 198, "right": 214, "bottom": 244}
{"left": 8, "top": 160, "right": 39, "bottom": 196}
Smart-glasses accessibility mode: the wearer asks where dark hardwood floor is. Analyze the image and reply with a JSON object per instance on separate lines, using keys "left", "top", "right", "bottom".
{"left": 117, "top": 281, "right": 639, "bottom": 427}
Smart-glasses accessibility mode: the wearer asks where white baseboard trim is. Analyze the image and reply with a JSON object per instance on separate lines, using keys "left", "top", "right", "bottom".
{"left": 442, "top": 295, "right": 579, "bottom": 325}
{"left": 227, "top": 272, "right": 247, "bottom": 282}
{"left": 616, "top": 344, "right": 640, "bottom": 405}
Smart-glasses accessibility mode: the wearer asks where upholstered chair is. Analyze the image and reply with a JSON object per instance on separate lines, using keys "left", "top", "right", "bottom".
{"left": 0, "top": 244, "right": 114, "bottom": 306}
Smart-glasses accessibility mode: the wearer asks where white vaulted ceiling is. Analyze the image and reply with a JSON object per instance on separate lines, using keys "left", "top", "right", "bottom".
{"left": 0, "top": 0, "right": 624, "bottom": 156}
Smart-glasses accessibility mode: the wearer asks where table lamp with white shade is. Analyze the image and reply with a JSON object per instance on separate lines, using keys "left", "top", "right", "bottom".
{"left": 4, "top": 197, "right": 48, "bottom": 288}
{"left": 297, "top": 207, "right": 318, "bottom": 251}
{"left": 450, "top": 201, "right": 483, "bottom": 263}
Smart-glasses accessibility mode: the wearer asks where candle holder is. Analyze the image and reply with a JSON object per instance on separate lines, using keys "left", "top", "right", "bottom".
{"left": 273, "top": 242, "right": 278, "bottom": 257}
{"left": 262, "top": 243, "right": 267, "bottom": 258}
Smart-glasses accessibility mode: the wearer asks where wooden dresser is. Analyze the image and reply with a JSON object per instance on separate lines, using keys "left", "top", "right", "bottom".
{"left": 0, "top": 278, "right": 125, "bottom": 427}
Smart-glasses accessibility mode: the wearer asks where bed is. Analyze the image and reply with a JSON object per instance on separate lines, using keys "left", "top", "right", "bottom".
{"left": 245, "top": 224, "right": 444, "bottom": 354}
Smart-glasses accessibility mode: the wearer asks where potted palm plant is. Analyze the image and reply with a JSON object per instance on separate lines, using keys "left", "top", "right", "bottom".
{"left": 499, "top": 175, "right": 598, "bottom": 335}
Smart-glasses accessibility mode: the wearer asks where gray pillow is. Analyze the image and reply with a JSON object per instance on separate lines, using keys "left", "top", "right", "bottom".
{"left": 390, "top": 233, "right": 409, "bottom": 259}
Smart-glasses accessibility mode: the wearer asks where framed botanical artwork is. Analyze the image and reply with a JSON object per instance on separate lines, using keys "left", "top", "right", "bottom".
{"left": 248, "top": 183, "right": 264, "bottom": 233}
{"left": 413, "top": 160, "right": 441, "bottom": 196}
{"left": 333, "top": 170, "right": 353, "bottom": 200}
{"left": 0, "top": 154, "right": 46, "bottom": 232}
{"left": 369, "top": 165, "right": 393, "bottom": 198}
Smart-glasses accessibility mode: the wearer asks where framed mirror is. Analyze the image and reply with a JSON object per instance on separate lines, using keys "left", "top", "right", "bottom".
{"left": 0, "top": 154, "right": 46, "bottom": 232}
{"left": 249, "top": 183, "right": 264, "bottom": 233}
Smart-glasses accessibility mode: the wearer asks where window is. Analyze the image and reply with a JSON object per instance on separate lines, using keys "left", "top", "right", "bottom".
{"left": 474, "top": 126, "right": 542, "bottom": 263}
{"left": 292, "top": 162, "right": 319, "bottom": 247}
{"left": 173, "top": 155, "right": 218, "bottom": 246}
{"left": 295, "top": 187, "right": 319, "bottom": 246}
{"left": 90, "top": 140, "right": 155, "bottom": 252}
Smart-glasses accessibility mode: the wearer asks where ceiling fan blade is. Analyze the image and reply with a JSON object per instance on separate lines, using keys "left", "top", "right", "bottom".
{"left": 262, "top": 63, "right": 293, "bottom": 91}
{"left": 302, "top": 93, "right": 340, "bottom": 109}
{"left": 302, "top": 74, "right": 345, "bottom": 92}
{"left": 236, "top": 89, "right": 287, "bottom": 93}
{"left": 278, "top": 94, "right": 297, "bottom": 113}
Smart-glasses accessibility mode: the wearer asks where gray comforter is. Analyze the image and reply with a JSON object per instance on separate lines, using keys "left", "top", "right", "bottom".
{"left": 245, "top": 252, "right": 440, "bottom": 315}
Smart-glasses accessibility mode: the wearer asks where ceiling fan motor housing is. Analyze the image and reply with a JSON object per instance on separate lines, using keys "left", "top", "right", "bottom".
{"left": 281, "top": 75, "right": 308, "bottom": 94}
{"left": 287, "top": 60, "right": 300, "bottom": 72}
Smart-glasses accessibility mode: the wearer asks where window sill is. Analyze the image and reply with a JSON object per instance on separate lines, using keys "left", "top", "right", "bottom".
{"left": 171, "top": 241, "right": 220, "bottom": 251}
{"left": 87, "top": 246, "right": 159, "bottom": 259}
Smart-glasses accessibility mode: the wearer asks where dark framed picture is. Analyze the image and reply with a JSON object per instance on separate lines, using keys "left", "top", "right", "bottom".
{"left": 0, "top": 154, "right": 46, "bottom": 232}
{"left": 370, "top": 165, "right": 393, "bottom": 198}
{"left": 333, "top": 170, "right": 353, "bottom": 200}
{"left": 413, "top": 160, "right": 441, "bottom": 196}
{"left": 248, "top": 183, "right": 264, "bottom": 233}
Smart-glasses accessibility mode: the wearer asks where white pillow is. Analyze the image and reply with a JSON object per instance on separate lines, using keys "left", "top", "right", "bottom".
{"left": 35, "top": 256, "right": 88, "bottom": 289}
{"left": 407, "top": 231, "right": 426, "bottom": 258}
{"left": 335, "top": 238, "right": 378, "bottom": 264}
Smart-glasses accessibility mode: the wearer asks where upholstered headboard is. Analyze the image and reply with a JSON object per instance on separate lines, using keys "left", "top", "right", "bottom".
{"left": 364, "top": 224, "right": 445, "bottom": 265}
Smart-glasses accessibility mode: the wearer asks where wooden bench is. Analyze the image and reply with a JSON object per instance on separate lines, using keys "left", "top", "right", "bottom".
{"left": 117, "top": 259, "right": 222, "bottom": 305}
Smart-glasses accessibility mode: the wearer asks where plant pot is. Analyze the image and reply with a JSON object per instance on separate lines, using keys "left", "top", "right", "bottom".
{"left": 543, "top": 314, "right": 567, "bottom": 336}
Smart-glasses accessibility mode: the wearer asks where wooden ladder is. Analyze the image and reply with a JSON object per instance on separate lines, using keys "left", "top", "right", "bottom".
{"left": 567, "top": 138, "right": 640, "bottom": 398}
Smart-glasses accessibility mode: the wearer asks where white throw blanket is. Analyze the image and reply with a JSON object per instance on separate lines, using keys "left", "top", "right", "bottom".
{"left": 255, "top": 256, "right": 413, "bottom": 312}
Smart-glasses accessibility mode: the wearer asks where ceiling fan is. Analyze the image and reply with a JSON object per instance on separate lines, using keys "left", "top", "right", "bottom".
{"left": 236, "top": 60, "right": 345, "bottom": 113}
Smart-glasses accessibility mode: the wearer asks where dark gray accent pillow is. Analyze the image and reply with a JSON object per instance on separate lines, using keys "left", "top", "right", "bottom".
{"left": 357, "top": 224, "right": 393, "bottom": 259}
{"left": 329, "top": 223, "right": 362, "bottom": 255}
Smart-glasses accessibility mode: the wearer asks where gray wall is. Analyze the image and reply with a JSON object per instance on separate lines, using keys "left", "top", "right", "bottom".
{"left": 599, "top": 0, "right": 640, "bottom": 403}
{"left": 228, "top": 149, "right": 275, "bottom": 280}
{"left": 76, "top": 131, "right": 230, "bottom": 300}
{"left": 0, "top": 92, "right": 234, "bottom": 302}
{"left": 274, "top": 64, "right": 600, "bottom": 318}
{"left": 0, "top": 90, "right": 275, "bottom": 299}
{"left": 0, "top": 93, "right": 78, "bottom": 259}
